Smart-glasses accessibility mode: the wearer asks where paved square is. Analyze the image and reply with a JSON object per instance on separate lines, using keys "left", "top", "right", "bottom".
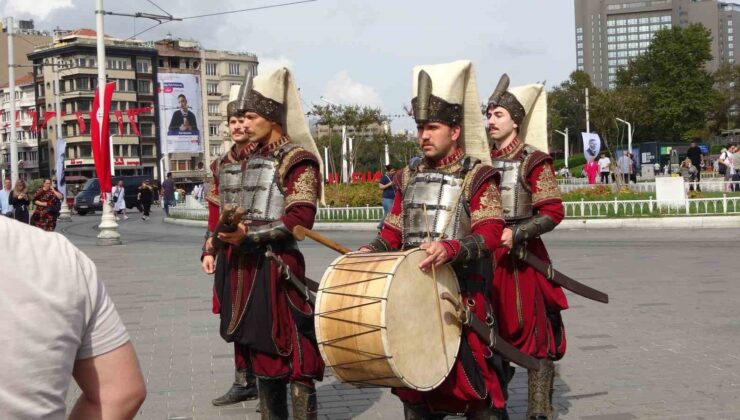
{"left": 59, "top": 210, "right": 740, "bottom": 419}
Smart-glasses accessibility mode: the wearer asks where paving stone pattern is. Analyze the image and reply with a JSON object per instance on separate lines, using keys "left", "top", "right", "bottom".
{"left": 59, "top": 211, "right": 740, "bottom": 419}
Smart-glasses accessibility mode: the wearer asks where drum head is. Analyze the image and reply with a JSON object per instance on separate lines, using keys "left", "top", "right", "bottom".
{"left": 384, "top": 249, "right": 461, "bottom": 390}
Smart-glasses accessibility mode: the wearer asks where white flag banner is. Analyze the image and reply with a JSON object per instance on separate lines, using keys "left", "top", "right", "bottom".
{"left": 55, "top": 136, "right": 66, "bottom": 198}
{"left": 581, "top": 132, "right": 601, "bottom": 161}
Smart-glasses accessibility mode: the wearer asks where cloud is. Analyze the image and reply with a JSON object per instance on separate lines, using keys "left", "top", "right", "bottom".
{"left": 322, "top": 71, "right": 383, "bottom": 108}
{"left": 257, "top": 55, "right": 294, "bottom": 73}
{"left": 2, "top": 0, "right": 73, "bottom": 20}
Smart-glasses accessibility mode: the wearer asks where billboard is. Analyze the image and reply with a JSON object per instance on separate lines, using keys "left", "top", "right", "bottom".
{"left": 581, "top": 132, "right": 601, "bottom": 161}
{"left": 157, "top": 73, "right": 203, "bottom": 153}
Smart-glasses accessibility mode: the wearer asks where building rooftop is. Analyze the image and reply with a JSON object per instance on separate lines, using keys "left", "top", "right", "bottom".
{"left": 0, "top": 73, "right": 35, "bottom": 89}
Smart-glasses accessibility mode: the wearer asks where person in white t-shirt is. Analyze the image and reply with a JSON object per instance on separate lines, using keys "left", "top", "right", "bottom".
{"left": 0, "top": 217, "right": 146, "bottom": 419}
{"left": 598, "top": 152, "right": 612, "bottom": 184}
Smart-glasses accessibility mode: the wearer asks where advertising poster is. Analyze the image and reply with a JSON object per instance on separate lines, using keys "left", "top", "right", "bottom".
{"left": 581, "top": 132, "right": 601, "bottom": 161}
{"left": 157, "top": 73, "right": 203, "bottom": 153}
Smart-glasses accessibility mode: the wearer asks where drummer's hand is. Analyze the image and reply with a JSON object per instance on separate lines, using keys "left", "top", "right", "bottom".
{"left": 218, "top": 222, "right": 248, "bottom": 245}
{"left": 419, "top": 241, "right": 449, "bottom": 272}
{"left": 202, "top": 254, "right": 216, "bottom": 274}
{"left": 358, "top": 246, "right": 373, "bottom": 253}
{"left": 500, "top": 227, "right": 513, "bottom": 250}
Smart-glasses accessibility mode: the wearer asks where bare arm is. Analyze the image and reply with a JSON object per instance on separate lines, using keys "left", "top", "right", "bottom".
{"left": 68, "top": 342, "right": 146, "bottom": 420}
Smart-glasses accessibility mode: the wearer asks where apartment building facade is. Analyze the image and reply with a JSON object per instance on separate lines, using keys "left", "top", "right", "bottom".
{"left": 0, "top": 73, "right": 40, "bottom": 180}
{"left": 27, "top": 29, "right": 159, "bottom": 187}
{"left": 574, "top": 0, "right": 740, "bottom": 88}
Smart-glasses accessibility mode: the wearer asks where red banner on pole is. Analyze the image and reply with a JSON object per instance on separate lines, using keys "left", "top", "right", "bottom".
{"left": 90, "top": 82, "right": 115, "bottom": 200}
{"left": 126, "top": 109, "right": 141, "bottom": 136}
{"left": 114, "top": 110, "right": 124, "bottom": 136}
{"left": 75, "top": 112, "right": 87, "bottom": 134}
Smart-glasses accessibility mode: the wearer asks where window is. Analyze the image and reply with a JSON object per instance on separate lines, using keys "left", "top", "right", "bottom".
{"left": 608, "top": 51, "right": 617, "bottom": 58}
{"left": 639, "top": 33, "right": 651, "bottom": 40}
{"left": 210, "top": 145, "right": 221, "bottom": 156}
{"left": 627, "top": 18, "right": 638, "bottom": 25}
{"left": 629, "top": 42, "right": 639, "bottom": 49}
{"left": 137, "top": 80, "right": 152, "bottom": 94}
{"left": 577, "top": 57, "right": 584, "bottom": 65}
{"left": 608, "top": 35, "right": 616, "bottom": 42}
{"left": 618, "top": 58, "right": 628, "bottom": 65}
{"left": 208, "top": 103, "right": 219, "bottom": 115}
{"left": 729, "top": 35, "right": 734, "bottom": 42}
{"left": 577, "top": 27, "right": 583, "bottom": 33}
{"left": 577, "top": 65, "right": 584, "bottom": 71}
{"left": 577, "top": 50, "right": 583, "bottom": 57}
{"left": 661, "top": 23, "right": 671, "bottom": 29}
{"left": 729, "top": 20, "right": 733, "bottom": 27}
{"left": 170, "top": 57, "right": 180, "bottom": 68}
{"left": 617, "top": 27, "right": 627, "bottom": 34}
{"left": 205, "top": 62, "right": 217, "bottom": 76}
{"left": 140, "top": 123, "right": 154, "bottom": 136}
{"left": 142, "top": 145, "right": 154, "bottom": 156}
{"left": 209, "top": 123, "right": 219, "bottom": 136}
{"left": 136, "top": 60, "right": 150, "bottom": 73}
{"left": 650, "top": 16, "right": 661, "bottom": 23}
{"left": 207, "top": 82, "right": 219, "bottom": 95}
{"left": 639, "top": 17, "right": 649, "bottom": 24}
{"left": 576, "top": 34, "right": 583, "bottom": 41}
{"left": 640, "top": 41, "right": 651, "bottom": 48}
{"left": 608, "top": 28, "right": 616, "bottom": 35}
{"left": 628, "top": 50, "right": 639, "bottom": 57}
{"left": 661, "top": 15, "right": 671, "bottom": 22}
{"left": 729, "top": 27, "right": 734, "bottom": 34}
{"left": 228, "top": 63, "right": 240, "bottom": 75}
{"left": 608, "top": 43, "right": 616, "bottom": 51}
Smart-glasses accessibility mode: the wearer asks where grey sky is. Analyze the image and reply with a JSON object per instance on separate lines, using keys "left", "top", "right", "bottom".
{"left": 4, "top": 0, "right": 578, "bottom": 131}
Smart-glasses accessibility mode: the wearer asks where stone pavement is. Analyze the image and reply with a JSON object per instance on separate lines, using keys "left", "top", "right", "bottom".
{"left": 58, "top": 208, "right": 740, "bottom": 419}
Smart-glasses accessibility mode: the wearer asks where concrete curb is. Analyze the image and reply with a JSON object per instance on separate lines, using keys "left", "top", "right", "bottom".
{"left": 165, "top": 215, "right": 740, "bottom": 231}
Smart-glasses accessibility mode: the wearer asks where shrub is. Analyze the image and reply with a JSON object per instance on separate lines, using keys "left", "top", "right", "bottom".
{"left": 324, "top": 182, "right": 382, "bottom": 207}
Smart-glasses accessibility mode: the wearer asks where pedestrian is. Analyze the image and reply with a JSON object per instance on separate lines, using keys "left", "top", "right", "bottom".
{"left": 617, "top": 150, "right": 632, "bottom": 184}
{"left": 138, "top": 180, "right": 154, "bottom": 221}
{"left": 0, "top": 216, "right": 146, "bottom": 419}
{"left": 629, "top": 152, "right": 638, "bottom": 183}
{"left": 584, "top": 159, "right": 599, "bottom": 184}
{"left": 731, "top": 144, "right": 740, "bottom": 192}
{"left": 377, "top": 164, "right": 397, "bottom": 230}
{"left": 686, "top": 140, "right": 704, "bottom": 191}
{"left": 679, "top": 158, "right": 698, "bottom": 190}
{"left": 361, "top": 61, "right": 508, "bottom": 419}
{"left": 112, "top": 180, "right": 128, "bottom": 221}
{"left": 718, "top": 144, "right": 733, "bottom": 191}
{"left": 654, "top": 161, "right": 661, "bottom": 177}
{"left": 30, "top": 178, "right": 63, "bottom": 232}
{"left": 9, "top": 179, "right": 30, "bottom": 224}
{"left": 598, "top": 152, "right": 611, "bottom": 184}
{"left": 161, "top": 172, "right": 175, "bottom": 216}
{"left": 488, "top": 74, "right": 568, "bottom": 419}
{"left": 0, "top": 178, "right": 12, "bottom": 217}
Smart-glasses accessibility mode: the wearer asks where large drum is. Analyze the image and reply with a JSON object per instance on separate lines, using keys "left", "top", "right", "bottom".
{"left": 315, "top": 249, "right": 461, "bottom": 390}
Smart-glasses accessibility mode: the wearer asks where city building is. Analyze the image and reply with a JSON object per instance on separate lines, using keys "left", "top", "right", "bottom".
{"left": 27, "top": 29, "right": 158, "bottom": 188}
{"left": 0, "top": 19, "right": 52, "bottom": 86}
{"left": 0, "top": 73, "right": 40, "bottom": 180}
{"left": 574, "top": 0, "right": 740, "bottom": 88}
{"left": 200, "top": 48, "right": 258, "bottom": 161}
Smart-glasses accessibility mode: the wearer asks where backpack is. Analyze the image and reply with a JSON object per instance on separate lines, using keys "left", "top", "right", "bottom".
{"left": 718, "top": 151, "right": 728, "bottom": 175}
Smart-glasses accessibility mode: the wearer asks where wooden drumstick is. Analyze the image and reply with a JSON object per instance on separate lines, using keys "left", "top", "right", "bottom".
{"left": 292, "top": 225, "right": 352, "bottom": 255}
{"left": 422, "top": 204, "right": 450, "bottom": 372}
{"left": 230, "top": 206, "right": 246, "bottom": 226}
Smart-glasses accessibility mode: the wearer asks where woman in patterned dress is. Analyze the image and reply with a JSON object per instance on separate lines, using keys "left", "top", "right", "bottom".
{"left": 30, "top": 178, "right": 63, "bottom": 231}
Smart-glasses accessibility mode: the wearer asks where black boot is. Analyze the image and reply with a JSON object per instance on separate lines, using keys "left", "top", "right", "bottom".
{"left": 258, "top": 378, "right": 288, "bottom": 420}
{"left": 467, "top": 406, "right": 507, "bottom": 420}
{"left": 527, "top": 359, "right": 555, "bottom": 420}
{"left": 403, "top": 403, "right": 445, "bottom": 420}
{"left": 212, "top": 368, "right": 258, "bottom": 406}
{"left": 290, "top": 382, "right": 317, "bottom": 420}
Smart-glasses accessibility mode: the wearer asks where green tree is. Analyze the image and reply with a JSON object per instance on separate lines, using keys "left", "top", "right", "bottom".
{"left": 615, "top": 24, "right": 716, "bottom": 140}
{"left": 710, "top": 63, "right": 740, "bottom": 132}
{"left": 548, "top": 70, "right": 595, "bottom": 151}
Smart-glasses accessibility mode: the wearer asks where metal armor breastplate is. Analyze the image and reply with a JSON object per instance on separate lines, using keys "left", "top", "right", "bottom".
{"left": 402, "top": 170, "right": 470, "bottom": 247}
{"left": 219, "top": 162, "right": 244, "bottom": 208}
{"left": 241, "top": 155, "right": 285, "bottom": 222}
{"left": 491, "top": 158, "right": 532, "bottom": 222}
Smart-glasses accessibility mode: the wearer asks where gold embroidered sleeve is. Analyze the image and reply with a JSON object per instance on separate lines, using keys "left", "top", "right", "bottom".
{"left": 531, "top": 163, "right": 561, "bottom": 205}
{"left": 285, "top": 166, "right": 319, "bottom": 209}
{"left": 471, "top": 183, "right": 504, "bottom": 226}
{"left": 205, "top": 189, "right": 220, "bottom": 207}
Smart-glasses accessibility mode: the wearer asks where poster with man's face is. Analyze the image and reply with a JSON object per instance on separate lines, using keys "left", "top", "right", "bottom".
{"left": 582, "top": 132, "right": 601, "bottom": 161}
{"left": 157, "top": 73, "right": 203, "bottom": 153}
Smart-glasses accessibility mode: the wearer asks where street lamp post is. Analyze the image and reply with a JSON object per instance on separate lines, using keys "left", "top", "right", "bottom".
{"left": 555, "top": 128, "right": 569, "bottom": 168}
{"left": 6, "top": 17, "right": 19, "bottom": 187}
{"left": 616, "top": 118, "right": 632, "bottom": 154}
{"left": 95, "top": 0, "right": 121, "bottom": 245}
{"left": 320, "top": 96, "right": 348, "bottom": 183}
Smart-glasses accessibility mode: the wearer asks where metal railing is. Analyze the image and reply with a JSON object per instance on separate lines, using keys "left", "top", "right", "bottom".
{"left": 558, "top": 180, "right": 740, "bottom": 194}
{"left": 168, "top": 203, "right": 386, "bottom": 223}
{"left": 564, "top": 195, "right": 740, "bottom": 218}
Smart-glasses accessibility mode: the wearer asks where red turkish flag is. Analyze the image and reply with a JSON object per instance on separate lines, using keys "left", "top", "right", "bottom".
{"left": 126, "top": 108, "right": 141, "bottom": 136}
{"left": 40, "top": 110, "right": 66, "bottom": 129}
{"left": 90, "top": 82, "right": 116, "bottom": 200}
{"left": 75, "top": 112, "right": 87, "bottom": 134}
{"left": 114, "top": 110, "right": 124, "bottom": 136}
{"left": 29, "top": 111, "right": 37, "bottom": 132}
